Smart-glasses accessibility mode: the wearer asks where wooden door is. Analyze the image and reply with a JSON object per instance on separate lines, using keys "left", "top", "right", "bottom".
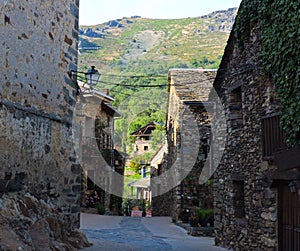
{"left": 279, "top": 183, "right": 300, "bottom": 251}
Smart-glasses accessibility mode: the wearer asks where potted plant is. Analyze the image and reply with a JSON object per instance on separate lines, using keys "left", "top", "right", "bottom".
{"left": 95, "top": 202, "right": 105, "bottom": 215}
{"left": 195, "top": 206, "right": 213, "bottom": 227}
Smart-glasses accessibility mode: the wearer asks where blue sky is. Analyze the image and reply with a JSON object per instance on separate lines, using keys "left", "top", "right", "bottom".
{"left": 79, "top": 0, "right": 242, "bottom": 25}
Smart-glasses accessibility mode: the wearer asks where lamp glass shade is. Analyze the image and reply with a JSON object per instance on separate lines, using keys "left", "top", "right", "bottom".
{"left": 288, "top": 181, "right": 296, "bottom": 193}
{"left": 85, "top": 66, "right": 100, "bottom": 86}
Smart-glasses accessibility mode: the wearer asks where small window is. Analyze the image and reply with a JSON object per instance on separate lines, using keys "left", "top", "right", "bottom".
{"left": 157, "top": 164, "right": 162, "bottom": 176}
{"left": 233, "top": 180, "right": 245, "bottom": 218}
{"left": 106, "top": 134, "right": 110, "bottom": 148}
{"left": 228, "top": 86, "right": 243, "bottom": 127}
{"left": 144, "top": 146, "right": 149, "bottom": 151}
{"left": 262, "top": 114, "right": 286, "bottom": 159}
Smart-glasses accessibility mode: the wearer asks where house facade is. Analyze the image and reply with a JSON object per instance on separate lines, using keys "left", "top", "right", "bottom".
{"left": 151, "top": 142, "right": 172, "bottom": 216}
{"left": 76, "top": 85, "right": 124, "bottom": 215}
{"left": 128, "top": 176, "right": 151, "bottom": 202}
{"left": 213, "top": 0, "right": 300, "bottom": 250}
{"left": 151, "top": 69, "right": 216, "bottom": 221}
{"left": 131, "top": 122, "right": 158, "bottom": 156}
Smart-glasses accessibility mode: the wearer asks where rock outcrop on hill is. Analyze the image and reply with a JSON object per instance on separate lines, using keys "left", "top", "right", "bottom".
{"left": 80, "top": 8, "right": 238, "bottom": 39}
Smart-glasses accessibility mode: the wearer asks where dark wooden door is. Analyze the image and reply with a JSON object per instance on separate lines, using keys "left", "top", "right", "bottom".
{"left": 279, "top": 183, "right": 300, "bottom": 251}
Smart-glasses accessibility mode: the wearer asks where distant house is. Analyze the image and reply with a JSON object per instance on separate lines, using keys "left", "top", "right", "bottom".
{"left": 128, "top": 142, "right": 167, "bottom": 204}
{"left": 128, "top": 176, "right": 151, "bottom": 202}
{"left": 150, "top": 142, "right": 169, "bottom": 216}
{"left": 130, "top": 122, "right": 160, "bottom": 155}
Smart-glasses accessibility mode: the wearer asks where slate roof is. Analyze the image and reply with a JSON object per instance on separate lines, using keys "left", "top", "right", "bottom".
{"left": 130, "top": 122, "right": 161, "bottom": 136}
{"left": 128, "top": 176, "right": 150, "bottom": 189}
{"left": 168, "top": 69, "right": 217, "bottom": 102}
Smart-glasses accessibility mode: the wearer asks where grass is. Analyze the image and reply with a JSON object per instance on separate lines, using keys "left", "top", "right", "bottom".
{"left": 79, "top": 14, "right": 233, "bottom": 74}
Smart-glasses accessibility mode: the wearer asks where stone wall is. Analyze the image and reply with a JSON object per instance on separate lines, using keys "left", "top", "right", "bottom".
{"left": 170, "top": 104, "right": 213, "bottom": 223}
{"left": 0, "top": 0, "right": 89, "bottom": 249}
{"left": 151, "top": 153, "right": 174, "bottom": 216}
{"left": 152, "top": 69, "right": 216, "bottom": 219}
{"left": 213, "top": 19, "right": 280, "bottom": 251}
{"left": 1, "top": 0, "right": 79, "bottom": 113}
{"left": 78, "top": 91, "right": 124, "bottom": 214}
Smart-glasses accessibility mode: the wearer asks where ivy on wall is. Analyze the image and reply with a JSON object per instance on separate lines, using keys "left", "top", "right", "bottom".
{"left": 235, "top": 0, "right": 300, "bottom": 147}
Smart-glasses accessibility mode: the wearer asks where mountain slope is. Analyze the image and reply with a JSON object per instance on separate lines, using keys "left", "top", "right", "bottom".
{"left": 78, "top": 8, "right": 237, "bottom": 74}
{"left": 78, "top": 8, "right": 238, "bottom": 151}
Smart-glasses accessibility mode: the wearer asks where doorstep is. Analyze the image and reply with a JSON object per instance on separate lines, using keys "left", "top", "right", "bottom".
{"left": 176, "top": 223, "right": 215, "bottom": 237}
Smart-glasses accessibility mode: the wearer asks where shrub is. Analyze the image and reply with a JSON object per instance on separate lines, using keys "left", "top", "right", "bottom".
{"left": 95, "top": 202, "right": 105, "bottom": 215}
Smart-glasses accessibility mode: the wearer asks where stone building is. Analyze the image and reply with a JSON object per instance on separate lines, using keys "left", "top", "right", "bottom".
{"left": 213, "top": 0, "right": 300, "bottom": 250}
{"left": 151, "top": 69, "right": 216, "bottom": 222}
{"left": 0, "top": 1, "right": 90, "bottom": 249}
{"left": 77, "top": 85, "right": 124, "bottom": 215}
{"left": 128, "top": 176, "right": 151, "bottom": 202}
{"left": 151, "top": 143, "right": 172, "bottom": 216}
{"left": 131, "top": 122, "right": 159, "bottom": 156}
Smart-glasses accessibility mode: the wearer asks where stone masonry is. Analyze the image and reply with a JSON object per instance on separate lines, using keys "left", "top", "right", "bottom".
{"left": 212, "top": 9, "right": 281, "bottom": 251}
{"left": 152, "top": 69, "right": 216, "bottom": 221}
{"left": 0, "top": 1, "right": 91, "bottom": 249}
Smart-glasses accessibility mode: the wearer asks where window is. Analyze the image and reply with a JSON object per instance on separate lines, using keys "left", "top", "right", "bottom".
{"left": 157, "top": 164, "right": 162, "bottom": 176}
{"left": 228, "top": 86, "right": 243, "bottom": 127}
{"left": 233, "top": 180, "right": 245, "bottom": 218}
{"left": 106, "top": 134, "right": 110, "bottom": 148}
{"left": 144, "top": 146, "right": 149, "bottom": 151}
{"left": 262, "top": 114, "right": 286, "bottom": 159}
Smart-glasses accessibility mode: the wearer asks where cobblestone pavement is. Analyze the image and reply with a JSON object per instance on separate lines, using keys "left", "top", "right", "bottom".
{"left": 80, "top": 213, "right": 228, "bottom": 251}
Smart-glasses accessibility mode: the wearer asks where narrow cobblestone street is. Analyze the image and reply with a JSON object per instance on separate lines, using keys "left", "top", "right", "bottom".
{"left": 80, "top": 213, "right": 228, "bottom": 251}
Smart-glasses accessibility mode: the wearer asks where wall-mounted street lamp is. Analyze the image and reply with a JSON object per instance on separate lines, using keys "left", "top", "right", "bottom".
{"left": 254, "top": 177, "right": 268, "bottom": 192}
{"left": 288, "top": 180, "right": 300, "bottom": 194}
{"left": 84, "top": 66, "right": 100, "bottom": 86}
{"left": 68, "top": 66, "right": 100, "bottom": 95}
{"left": 288, "top": 181, "right": 297, "bottom": 193}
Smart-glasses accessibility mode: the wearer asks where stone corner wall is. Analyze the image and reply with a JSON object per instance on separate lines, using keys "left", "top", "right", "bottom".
{"left": 153, "top": 70, "right": 215, "bottom": 219}
{"left": 212, "top": 20, "right": 279, "bottom": 251}
{"left": 0, "top": 1, "right": 89, "bottom": 249}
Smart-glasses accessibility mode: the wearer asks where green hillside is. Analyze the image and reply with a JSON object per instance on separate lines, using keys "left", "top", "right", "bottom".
{"left": 78, "top": 8, "right": 237, "bottom": 152}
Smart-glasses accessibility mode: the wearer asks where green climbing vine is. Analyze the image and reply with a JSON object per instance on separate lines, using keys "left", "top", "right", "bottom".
{"left": 235, "top": 0, "right": 300, "bottom": 147}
